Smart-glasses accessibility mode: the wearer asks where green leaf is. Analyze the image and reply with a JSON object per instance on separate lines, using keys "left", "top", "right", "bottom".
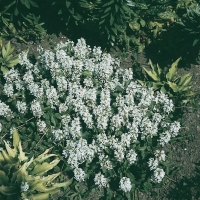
{"left": 178, "top": 74, "right": 192, "bottom": 87}
{"left": 129, "top": 21, "right": 140, "bottom": 31}
{"left": 0, "top": 185, "right": 16, "bottom": 195}
{"left": 104, "top": 7, "right": 112, "bottom": 13}
{"left": 193, "top": 39, "right": 199, "bottom": 46}
{"left": 20, "top": 0, "right": 31, "bottom": 9}
{"left": 31, "top": 159, "right": 60, "bottom": 176}
{"left": 66, "top": 1, "right": 71, "bottom": 8}
{"left": 143, "top": 67, "right": 160, "bottom": 81}
{"left": 166, "top": 58, "right": 181, "bottom": 81}
{"left": 0, "top": 170, "right": 9, "bottom": 185}
{"left": 1, "top": 66, "right": 9, "bottom": 74}
{"left": 140, "top": 19, "right": 146, "bottom": 27}
{"left": 167, "top": 81, "right": 179, "bottom": 92}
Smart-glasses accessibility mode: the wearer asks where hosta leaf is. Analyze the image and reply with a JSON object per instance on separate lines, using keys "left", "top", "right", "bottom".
{"left": 7, "top": 56, "right": 19, "bottom": 67}
{"left": 167, "top": 81, "right": 179, "bottom": 92}
{"left": 31, "top": 159, "right": 60, "bottom": 176}
{"left": 66, "top": 1, "right": 71, "bottom": 8}
{"left": 18, "top": 140, "right": 28, "bottom": 162}
{"left": 28, "top": 193, "right": 50, "bottom": 200}
{"left": 1, "top": 66, "right": 9, "bottom": 74}
{"left": 178, "top": 73, "right": 192, "bottom": 86}
{"left": 0, "top": 170, "right": 9, "bottom": 185}
{"left": 0, "top": 185, "right": 16, "bottom": 195}
{"left": 179, "top": 85, "right": 192, "bottom": 92}
{"left": 143, "top": 67, "right": 160, "bottom": 81}
{"left": 52, "top": 178, "right": 73, "bottom": 188}
{"left": 4, "top": 141, "right": 17, "bottom": 158}
{"left": 33, "top": 147, "right": 56, "bottom": 163}
{"left": 152, "top": 82, "right": 163, "bottom": 89}
{"left": 166, "top": 58, "right": 181, "bottom": 81}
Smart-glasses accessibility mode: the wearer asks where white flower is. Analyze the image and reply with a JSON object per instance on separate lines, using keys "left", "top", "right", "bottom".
{"left": 154, "top": 150, "right": 165, "bottom": 162}
{"left": 30, "top": 100, "right": 43, "bottom": 118}
{"left": 0, "top": 100, "right": 13, "bottom": 118}
{"left": 151, "top": 168, "right": 165, "bottom": 183}
{"left": 119, "top": 177, "right": 132, "bottom": 192}
{"left": 52, "top": 129, "right": 64, "bottom": 141}
{"left": 94, "top": 172, "right": 109, "bottom": 188}
{"left": 74, "top": 168, "right": 86, "bottom": 182}
{"left": 16, "top": 101, "right": 27, "bottom": 114}
{"left": 37, "top": 120, "right": 47, "bottom": 133}
{"left": 3, "top": 83, "right": 14, "bottom": 97}
{"left": 148, "top": 158, "right": 159, "bottom": 170}
{"left": 126, "top": 149, "right": 137, "bottom": 165}
{"left": 21, "top": 181, "right": 29, "bottom": 192}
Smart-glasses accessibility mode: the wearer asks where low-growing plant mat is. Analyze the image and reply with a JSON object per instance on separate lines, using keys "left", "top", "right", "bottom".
{"left": 1, "top": 34, "right": 200, "bottom": 200}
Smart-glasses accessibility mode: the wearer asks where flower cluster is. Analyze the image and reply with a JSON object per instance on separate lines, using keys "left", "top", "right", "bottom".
{"left": 148, "top": 150, "right": 166, "bottom": 183}
{"left": 0, "top": 38, "right": 181, "bottom": 193}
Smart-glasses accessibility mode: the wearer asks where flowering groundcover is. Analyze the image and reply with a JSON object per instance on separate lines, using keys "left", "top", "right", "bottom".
{"left": 0, "top": 38, "right": 181, "bottom": 199}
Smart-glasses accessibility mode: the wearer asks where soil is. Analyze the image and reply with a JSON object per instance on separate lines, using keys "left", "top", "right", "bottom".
{"left": 8, "top": 33, "right": 200, "bottom": 200}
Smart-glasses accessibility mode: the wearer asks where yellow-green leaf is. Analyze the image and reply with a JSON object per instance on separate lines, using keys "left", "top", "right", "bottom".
{"left": 129, "top": 21, "right": 140, "bottom": 31}
{"left": 13, "top": 128, "right": 20, "bottom": 149}
{"left": 4, "top": 140, "right": 17, "bottom": 158}
{"left": 31, "top": 159, "right": 60, "bottom": 176}
{"left": 167, "top": 81, "right": 179, "bottom": 92}
{"left": 143, "top": 67, "right": 160, "bottom": 81}
{"left": 179, "top": 74, "right": 193, "bottom": 87}
{"left": 152, "top": 82, "right": 163, "bottom": 89}
{"left": 166, "top": 58, "right": 181, "bottom": 81}
{"left": 29, "top": 193, "right": 50, "bottom": 200}
{"left": 7, "top": 56, "right": 19, "bottom": 67}
{"left": 1, "top": 66, "right": 9, "bottom": 74}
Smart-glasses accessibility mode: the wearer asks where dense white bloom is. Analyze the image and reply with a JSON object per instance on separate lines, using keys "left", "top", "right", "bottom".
{"left": 46, "top": 86, "right": 59, "bottom": 108}
{"left": 169, "top": 121, "right": 181, "bottom": 137}
{"left": 148, "top": 158, "right": 159, "bottom": 170}
{"left": 30, "top": 100, "right": 43, "bottom": 118}
{"left": 159, "top": 131, "right": 171, "bottom": 146}
{"left": 3, "top": 69, "right": 20, "bottom": 83}
{"left": 126, "top": 149, "right": 137, "bottom": 164}
{"left": 154, "top": 150, "right": 165, "bottom": 162}
{"left": 74, "top": 168, "right": 86, "bottom": 182}
{"left": 37, "top": 120, "right": 47, "bottom": 133}
{"left": 16, "top": 101, "right": 27, "bottom": 114}
{"left": 151, "top": 168, "right": 165, "bottom": 183}
{"left": 20, "top": 181, "right": 29, "bottom": 192}
{"left": 119, "top": 177, "right": 132, "bottom": 192}
{"left": 3, "top": 83, "right": 14, "bottom": 97}
{"left": 114, "top": 149, "right": 125, "bottom": 162}
{"left": 52, "top": 129, "right": 64, "bottom": 141}
{"left": 94, "top": 172, "right": 109, "bottom": 188}
{"left": 0, "top": 100, "right": 13, "bottom": 118}
{"left": 59, "top": 103, "right": 68, "bottom": 113}
{"left": 23, "top": 70, "right": 34, "bottom": 83}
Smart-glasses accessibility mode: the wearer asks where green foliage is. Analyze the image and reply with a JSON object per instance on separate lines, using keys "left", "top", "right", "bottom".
{"left": 0, "top": 129, "right": 72, "bottom": 200}
{"left": 177, "top": 4, "right": 200, "bottom": 59}
{"left": 0, "top": 38, "right": 19, "bottom": 74}
{"left": 138, "top": 58, "right": 196, "bottom": 104}
{"left": 0, "top": 0, "right": 46, "bottom": 42}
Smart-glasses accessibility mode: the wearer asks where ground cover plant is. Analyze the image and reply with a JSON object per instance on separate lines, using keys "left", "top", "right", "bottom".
{"left": 0, "top": 0, "right": 200, "bottom": 199}
{"left": 0, "top": 38, "right": 184, "bottom": 199}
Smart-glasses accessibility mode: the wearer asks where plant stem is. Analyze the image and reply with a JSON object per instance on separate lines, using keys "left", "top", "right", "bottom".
{"left": 16, "top": 117, "right": 35, "bottom": 129}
